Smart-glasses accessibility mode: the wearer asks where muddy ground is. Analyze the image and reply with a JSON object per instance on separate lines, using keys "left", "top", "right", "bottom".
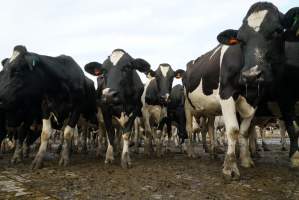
{"left": 0, "top": 138, "right": 299, "bottom": 200}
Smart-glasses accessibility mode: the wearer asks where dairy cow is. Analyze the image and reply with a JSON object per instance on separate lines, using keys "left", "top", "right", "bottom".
{"left": 217, "top": 2, "right": 299, "bottom": 176}
{"left": 84, "top": 49, "right": 150, "bottom": 168}
{"left": 141, "top": 64, "right": 175, "bottom": 157}
{"left": 0, "top": 45, "right": 98, "bottom": 169}
{"left": 180, "top": 2, "right": 299, "bottom": 180}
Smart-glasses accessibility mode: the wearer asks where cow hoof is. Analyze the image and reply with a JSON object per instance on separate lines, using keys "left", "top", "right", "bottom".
{"left": 223, "top": 154, "right": 240, "bottom": 181}
{"left": 31, "top": 155, "right": 44, "bottom": 169}
{"left": 291, "top": 151, "right": 299, "bottom": 168}
{"left": 11, "top": 156, "right": 22, "bottom": 164}
{"left": 59, "top": 156, "right": 70, "bottom": 167}
{"left": 121, "top": 152, "right": 132, "bottom": 169}
{"left": 105, "top": 157, "right": 114, "bottom": 164}
{"left": 241, "top": 157, "right": 255, "bottom": 168}
{"left": 281, "top": 147, "right": 287, "bottom": 151}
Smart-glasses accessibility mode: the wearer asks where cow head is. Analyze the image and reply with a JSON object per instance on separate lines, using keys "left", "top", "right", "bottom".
{"left": 217, "top": 2, "right": 299, "bottom": 88}
{"left": 84, "top": 49, "right": 150, "bottom": 105}
{"left": 0, "top": 45, "right": 41, "bottom": 109}
{"left": 153, "top": 63, "right": 175, "bottom": 104}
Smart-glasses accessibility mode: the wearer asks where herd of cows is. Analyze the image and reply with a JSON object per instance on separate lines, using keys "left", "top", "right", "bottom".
{"left": 0, "top": 2, "right": 298, "bottom": 181}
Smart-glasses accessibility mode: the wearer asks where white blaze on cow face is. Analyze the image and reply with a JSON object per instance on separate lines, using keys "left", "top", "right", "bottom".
{"left": 247, "top": 10, "right": 268, "bottom": 32}
{"left": 110, "top": 50, "right": 124, "bottom": 66}
{"left": 160, "top": 65, "right": 170, "bottom": 77}
{"left": 9, "top": 50, "right": 20, "bottom": 63}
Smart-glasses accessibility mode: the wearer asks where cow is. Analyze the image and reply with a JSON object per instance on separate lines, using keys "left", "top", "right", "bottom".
{"left": 179, "top": 2, "right": 299, "bottom": 180}
{"left": 215, "top": 2, "right": 299, "bottom": 179}
{"left": 0, "top": 45, "right": 98, "bottom": 169}
{"left": 141, "top": 64, "right": 176, "bottom": 157}
{"left": 84, "top": 49, "right": 150, "bottom": 168}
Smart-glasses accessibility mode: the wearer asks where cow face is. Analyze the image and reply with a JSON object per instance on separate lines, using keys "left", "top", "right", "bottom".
{"left": 0, "top": 46, "right": 41, "bottom": 109}
{"left": 84, "top": 49, "right": 150, "bottom": 105}
{"left": 154, "top": 63, "right": 175, "bottom": 104}
{"left": 217, "top": 3, "right": 299, "bottom": 88}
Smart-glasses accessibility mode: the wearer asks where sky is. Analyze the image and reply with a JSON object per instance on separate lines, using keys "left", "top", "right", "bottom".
{"left": 0, "top": 0, "right": 297, "bottom": 84}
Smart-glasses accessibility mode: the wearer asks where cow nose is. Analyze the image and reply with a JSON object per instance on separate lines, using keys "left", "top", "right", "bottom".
{"left": 101, "top": 89, "right": 119, "bottom": 104}
{"left": 241, "top": 66, "right": 262, "bottom": 83}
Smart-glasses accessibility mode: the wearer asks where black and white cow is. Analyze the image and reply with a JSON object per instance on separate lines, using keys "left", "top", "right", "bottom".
{"left": 141, "top": 64, "right": 175, "bottom": 157}
{"left": 216, "top": 2, "right": 299, "bottom": 177}
{"left": 0, "top": 45, "right": 98, "bottom": 169}
{"left": 180, "top": 2, "right": 299, "bottom": 180}
{"left": 84, "top": 49, "right": 150, "bottom": 168}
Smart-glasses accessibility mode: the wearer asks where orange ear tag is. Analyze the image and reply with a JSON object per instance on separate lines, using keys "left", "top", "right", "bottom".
{"left": 175, "top": 73, "right": 181, "bottom": 79}
{"left": 94, "top": 69, "right": 101, "bottom": 76}
{"left": 228, "top": 38, "right": 239, "bottom": 45}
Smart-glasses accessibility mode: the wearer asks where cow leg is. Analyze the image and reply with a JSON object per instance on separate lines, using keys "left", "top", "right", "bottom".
{"left": 142, "top": 109, "right": 153, "bottom": 157}
{"left": 31, "top": 119, "right": 52, "bottom": 169}
{"left": 220, "top": 98, "right": 240, "bottom": 180}
{"left": 12, "top": 127, "right": 26, "bottom": 164}
{"left": 132, "top": 118, "right": 140, "bottom": 153}
{"left": 155, "top": 129, "right": 164, "bottom": 157}
{"left": 279, "top": 120, "right": 287, "bottom": 151}
{"left": 199, "top": 118, "right": 209, "bottom": 153}
{"left": 286, "top": 120, "right": 299, "bottom": 168}
{"left": 185, "top": 104, "right": 196, "bottom": 158}
{"left": 207, "top": 116, "right": 217, "bottom": 158}
{"left": 59, "top": 110, "right": 80, "bottom": 167}
{"left": 239, "top": 116, "right": 255, "bottom": 168}
{"left": 261, "top": 128, "right": 270, "bottom": 151}
{"left": 249, "top": 124, "right": 259, "bottom": 157}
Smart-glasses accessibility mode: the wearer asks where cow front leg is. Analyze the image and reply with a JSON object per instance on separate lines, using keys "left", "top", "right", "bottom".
{"left": 207, "top": 116, "right": 217, "bottom": 158}
{"left": 279, "top": 120, "right": 287, "bottom": 151}
{"left": 220, "top": 97, "right": 240, "bottom": 180}
{"left": 59, "top": 125, "right": 75, "bottom": 166}
{"left": 239, "top": 117, "right": 255, "bottom": 168}
{"left": 31, "top": 119, "right": 52, "bottom": 169}
{"left": 286, "top": 120, "right": 299, "bottom": 168}
{"left": 121, "top": 133, "right": 132, "bottom": 168}
{"left": 185, "top": 107, "right": 196, "bottom": 158}
{"left": 155, "top": 129, "right": 164, "bottom": 157}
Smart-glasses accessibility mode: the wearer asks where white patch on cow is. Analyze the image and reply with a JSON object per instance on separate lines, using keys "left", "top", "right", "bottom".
{"left": 187, "top": 81, "right": 221, "bottom": 115}
{"left": 102, "top": 88, "right": 110, "bottom": 95}
{"left": 110, "top": 50, "right": 124, "bottom": 66}
{"left": 220, "top": 45, "right": 229, "bottom": 68}
{"left": 247, "top": 10, "right": 268, "bottom": 32}
{"left": 114, "top": 112, "right": 130, "bottom": 128}
{"left": 209, "top": 45, "right": 222, "bottom": 60}
{"left": 235, "top": 96, "right": 256, "bottom": 118}
{"left": 122, "top": 135, "right": 129, "bottom": 154}
{"left": 9, "top": 51, "right": 20, "bottom": 63}
{"left": 160, "top": 64, "right": 170, "bottom": 77}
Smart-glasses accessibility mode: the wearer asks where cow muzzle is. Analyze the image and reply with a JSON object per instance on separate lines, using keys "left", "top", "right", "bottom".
{"left": 159, "top": 94, "right": 170, "bottom": 105}
{"left": 240, "top": 65, "right": 263, "bottom": 85}
{"left": 101, "top": 89, "right": 120, "bottom": 105}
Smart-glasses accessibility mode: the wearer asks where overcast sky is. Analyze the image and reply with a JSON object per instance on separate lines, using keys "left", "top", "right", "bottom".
{"left": 0, "top": 1, "right": 297, "bottom": 83}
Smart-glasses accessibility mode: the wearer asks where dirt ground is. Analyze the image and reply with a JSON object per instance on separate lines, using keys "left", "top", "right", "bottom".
{"left": 0, "top": 138, "right": 299, "bottom": 200}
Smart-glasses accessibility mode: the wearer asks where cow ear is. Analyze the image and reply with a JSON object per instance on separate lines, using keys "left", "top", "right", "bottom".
{"left": 84, "top": 62, "right": 103, "bottom": 76}
{"left": 130, "top": 58, "right": 151, "bottom": 73}
{"left": 174, "top": 69, "right": 185, "bottom": 79}
{"left": 25, "top": 54, "right": 39, "bottom": 71}
{"left": 146, "top": 69, "right": 156, "bottom": 78}
{"left": 283, "top": 7, "right": 299, "bottom": 38}
{"left": 217, "top": 29, "right": 240, "bottom": 45}
{"left": 1, "top": 58, "right": 9, "bottom": 67}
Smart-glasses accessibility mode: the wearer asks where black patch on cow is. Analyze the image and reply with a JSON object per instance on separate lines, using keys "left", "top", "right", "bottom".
{"left": 185, "top": 45, "right": 221, "bottom": 96}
